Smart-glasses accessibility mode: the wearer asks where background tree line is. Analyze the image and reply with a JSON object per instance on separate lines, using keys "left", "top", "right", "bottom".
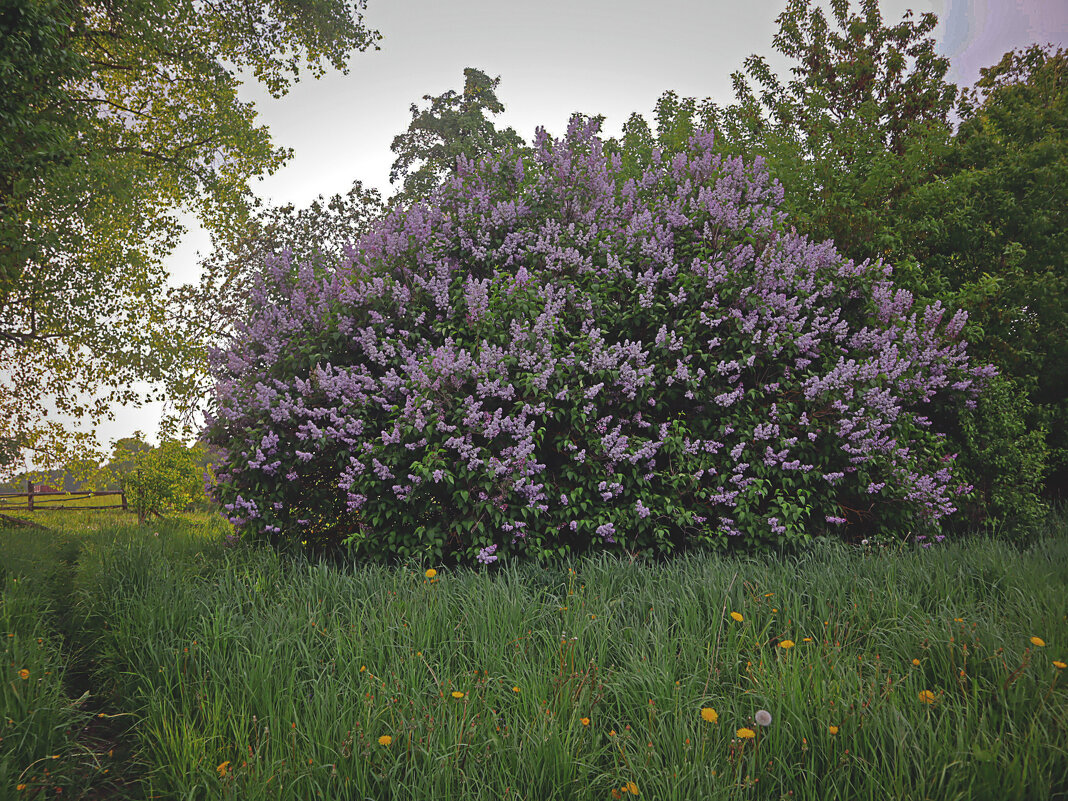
{"left": 2, "top": 0, "right": 1063, "bottom": 533}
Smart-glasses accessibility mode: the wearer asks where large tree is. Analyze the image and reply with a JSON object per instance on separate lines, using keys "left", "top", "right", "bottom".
{"left": 0, "top": 0, "right": 380, "bottom": 478}
{"left": 704, "top": 0, "right": 957, "bottom": 263}
{"left": 897, "top": 45, "right": 1068, "bottom": 497}
{"left": 387, "top": 67, "right": 526, "bottom": 205}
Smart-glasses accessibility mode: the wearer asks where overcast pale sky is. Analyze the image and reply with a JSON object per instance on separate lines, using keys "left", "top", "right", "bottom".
{"left": 83, "top": 0, "right": 1068, "bottom": 456}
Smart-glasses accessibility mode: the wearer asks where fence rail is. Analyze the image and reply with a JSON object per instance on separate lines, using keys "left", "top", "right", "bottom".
{"left": 0, "top": 481, "right": 127, "bottom": 512}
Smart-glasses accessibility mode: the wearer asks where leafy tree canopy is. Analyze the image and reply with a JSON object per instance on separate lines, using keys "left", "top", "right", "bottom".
{"left": 388, "top": 67, "right": 527, "bottom": 204}
{"left": 605, "top": 0, "right": 958, "bottom": 269}
{"left": 897, "top": 44, "right": 1068, "bottom": 495}
{"left": 0, "top": 0, "right": 381, "bottom": 479}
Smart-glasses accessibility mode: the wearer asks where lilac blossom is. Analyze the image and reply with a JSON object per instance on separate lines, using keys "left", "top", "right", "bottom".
{"left": 204, "top": 116, "right": 995, "bottom": 565}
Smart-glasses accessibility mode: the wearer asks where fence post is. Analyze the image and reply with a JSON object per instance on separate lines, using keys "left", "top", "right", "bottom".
{"left": 27, "top": 479, "right": 33, "bottom": 513}
{"left": 121, "top": 491, "right": 127, "bottom": 512}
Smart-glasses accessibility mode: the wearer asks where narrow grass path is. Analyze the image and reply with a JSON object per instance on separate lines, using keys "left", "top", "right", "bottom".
{"left": 0, "top": 513, "right": 220, "bottom": 799}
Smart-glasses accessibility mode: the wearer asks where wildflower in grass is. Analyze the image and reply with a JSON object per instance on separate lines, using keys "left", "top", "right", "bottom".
{"left": 612, "top": 790, "right": 622, "bottom": 800}
{"left": 918, "top": 690, "right": 935, "bottom": 704}
{"left": 217, "top": 761, "right": 230, "bottom": 777}
{"left": 425, "top": 568, "right": 437, "bottom": 579}
{"left": 1054, "top": 661, "right": 1066, "bottom": 669}
{"left": 730, "top": 612, "right": 743, "bottom": 622}
{"left": 755, "top": 710, "right": 772, "bottom": 727}
{"left": 580, "top": 717, "right": 590, "bottom": 726}
{"left": 912, "top": 659, "right": 920, "bottom": 666}
{"left": 452, "top": 691, "right": 465, "bottom": 699}
{"left": 803, "top": 637, "right": 812, "bottom": 642}
{"left": 512, "top": 686, "right": 520, "bottom": 692}
{"left": 625, "top": 781, "right": 639, "bottom": 795}
{"left": 828, "top": 725, "right": 839, "bottom": 735}
{"left": 737, "top": 727, "right": 756, "bottom": 739}
{"left": 701, "top": 707, "right": 718, "bottom": 723}
{"left": 1030, "top": 636, "right": 1045, "bottom": 647}
{"left": 17, "top": 785, "right": 26, "bottom": 791}
{"left": 18, "top": 669, "right": 28, "bottom": 680}
{"left": 779, "top": 640, "right": 795, "bottom": 649}
{"left": 378, "top": 735, "right": 392, "bottom": 746}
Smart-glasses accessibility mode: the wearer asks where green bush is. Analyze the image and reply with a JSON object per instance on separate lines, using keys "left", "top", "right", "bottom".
{"left": 937, "top": 374, "right": 1049, "bottom": 537}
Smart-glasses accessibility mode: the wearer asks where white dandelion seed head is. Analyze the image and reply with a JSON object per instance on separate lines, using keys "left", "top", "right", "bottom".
{"left": 754, "top": 709, "right": 772, "bottom": 727}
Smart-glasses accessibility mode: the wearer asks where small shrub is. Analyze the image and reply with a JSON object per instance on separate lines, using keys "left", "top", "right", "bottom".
{"left": 123, "top": 440, "right": 209, "bottom": 525}
{"left": 204, "top": 118, "right": 995, "bottom": 567}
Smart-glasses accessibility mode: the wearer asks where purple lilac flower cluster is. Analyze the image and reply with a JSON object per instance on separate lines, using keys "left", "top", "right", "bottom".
{"left": 203, "top": 116, "right": 995, "bottom": 565}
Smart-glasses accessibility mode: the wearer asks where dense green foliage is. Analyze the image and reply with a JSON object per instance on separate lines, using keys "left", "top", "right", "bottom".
{"left": 119, "top": 440, "right": 210, "bottom": 524}
{"left": 896, "top": 45, "right": 1068, "bottom": 498}
{"left": 388, "top": 67, "right": 526, "bottom": 204}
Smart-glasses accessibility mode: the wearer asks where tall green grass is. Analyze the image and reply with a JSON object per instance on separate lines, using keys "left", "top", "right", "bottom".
{"left": 0, "top": 575, "right": 92, "bottom": 797}
{"left": 44, "top": 517, "right": 1065, "bottom": 801}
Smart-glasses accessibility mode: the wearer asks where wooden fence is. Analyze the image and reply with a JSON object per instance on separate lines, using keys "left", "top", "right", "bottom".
{"left": 0, "top": 480, "right": 127, "bottom": 512}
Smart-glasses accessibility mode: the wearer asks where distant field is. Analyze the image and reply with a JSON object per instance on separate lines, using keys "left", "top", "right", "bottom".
{"left": 0, "top": 491, "right": 124, "bottom": 511}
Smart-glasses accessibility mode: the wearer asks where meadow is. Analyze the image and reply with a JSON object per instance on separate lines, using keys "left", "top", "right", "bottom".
{"left": 0, "top": 510, "right": 1065, "bottom": 800}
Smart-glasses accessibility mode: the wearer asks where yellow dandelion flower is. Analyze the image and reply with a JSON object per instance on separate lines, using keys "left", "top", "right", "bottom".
{"left": 360, "top": 665, "right": 366, "bottom": 672}
{"left": 918, "top": 690, "right": 935, "bottom": 704}
{"left": 18, "top": 669, "right": 29, "bottom": 680}
{"left": 736, "top": 727, "right": 756, "bottom": 739}
{"left": 802, "top": 637, "right": 813, "bottom": 642}
{"left": 217, "top": 761, "right": 230, "bottom": 777}
{"left": 512, "top": 686, "right": 521, "bottom": 692}
{"left": 425, "top": 569, "right": 437, "bottom": 579}
{"left": 451, "top": 691, "right": 465, "bottom": 699}
{"left": 1053, "top": 661, "right": 1066, "bottom": 669}
{"left": 700, "top": 707, "right": 718, "bottom": 723}
{"left": 17, "top": 785, "right": 27, "bottom": 791}
{"left": 625, "top": 781, "right": 639, "bottom": 795}
{"left": 378, "top": 735, "right": 392, "bottom": 746}
{"left": 954, "top": 618, "right": 963, "bottom": 623}
{"left": 730, "top": 612, "right": 743, "bottom": 622}
{"left": 828, "top": 725, "right": 839, "bottom": 735}
{"left": 912, "top": 658, "right": 920, "bottom": 666}
{"left": 772, "top": 608, "right": 778, "bottom": 613}
{"left": 779, "top": 640, "right": 795, "bottom": 649}
{"left": 580, "top": 717, "right": 590, "bottom": 726}
{"left": 1030, "top": 636, "right": 1045, "bottom": 647}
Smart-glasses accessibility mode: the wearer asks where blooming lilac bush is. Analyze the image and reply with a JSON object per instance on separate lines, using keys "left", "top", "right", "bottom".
{"left": 203, "top": 116, "right": 996, "bottom": 567}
